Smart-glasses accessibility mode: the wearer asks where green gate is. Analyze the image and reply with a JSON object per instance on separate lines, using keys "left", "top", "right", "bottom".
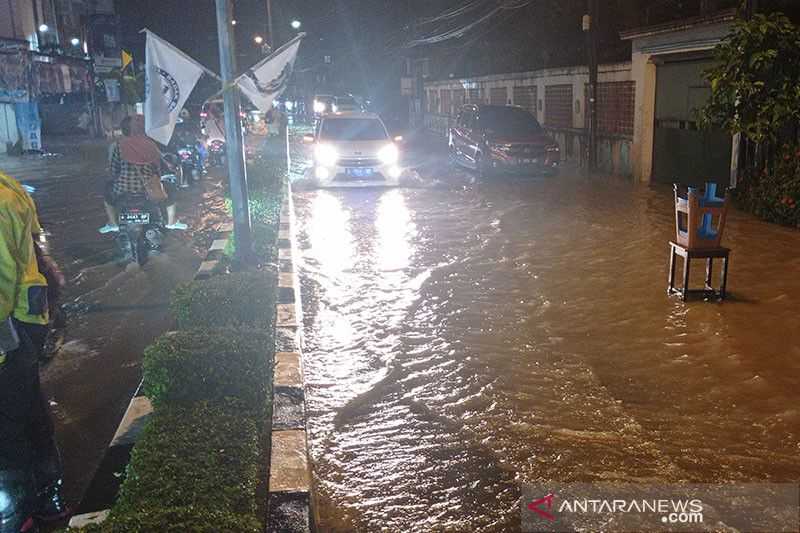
{"left": 653, "top": 58, "right": 732, "bottom": 187}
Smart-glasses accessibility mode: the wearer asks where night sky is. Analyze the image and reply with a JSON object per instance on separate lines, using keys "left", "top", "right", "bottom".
{"left": 115, "top": 0, "right": 800, "bottom": 107}
{"left": 116, "top": 0, "right": 409, "bottom": 104}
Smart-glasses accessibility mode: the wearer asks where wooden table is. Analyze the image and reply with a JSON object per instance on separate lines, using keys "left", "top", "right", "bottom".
{"left": 668, "top": 242, "right": 730, "bottom": 301}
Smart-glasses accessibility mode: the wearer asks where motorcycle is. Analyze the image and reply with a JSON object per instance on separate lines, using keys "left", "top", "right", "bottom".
{"left": 176, "top": 143, "right": 204, "bottom": 186}
{"left": 115, "top": 193, "right": 165, "bottom": 266}
{"left": 207, "top": 138, "right": 227, "bottom": 168}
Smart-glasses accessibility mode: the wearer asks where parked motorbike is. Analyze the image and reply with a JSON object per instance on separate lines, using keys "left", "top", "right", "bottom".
{"left": 115, "top": 193, "right": 165, "bottom": 266}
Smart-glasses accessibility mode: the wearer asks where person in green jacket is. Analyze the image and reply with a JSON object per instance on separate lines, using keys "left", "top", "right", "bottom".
{"left": 0, "top": 171, "right": 67, "bottom": 532}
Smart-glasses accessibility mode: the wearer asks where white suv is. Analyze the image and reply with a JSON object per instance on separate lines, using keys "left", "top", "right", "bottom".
{"left": 305, "top": 112, "right": 402, "bottom": 187}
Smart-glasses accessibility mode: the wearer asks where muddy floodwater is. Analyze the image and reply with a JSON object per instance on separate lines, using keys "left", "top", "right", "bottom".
{"left": 294, "top": 169, "right": 800, "bottom": 532}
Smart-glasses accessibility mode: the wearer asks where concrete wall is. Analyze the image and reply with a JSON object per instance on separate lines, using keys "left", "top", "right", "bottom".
{"left": 424, "top": 62, "right": 634, "bottom": 176}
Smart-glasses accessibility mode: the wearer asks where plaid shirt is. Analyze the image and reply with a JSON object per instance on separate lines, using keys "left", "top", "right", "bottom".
{"left": 109, "top": 142, "right": 159, "bottom": 196}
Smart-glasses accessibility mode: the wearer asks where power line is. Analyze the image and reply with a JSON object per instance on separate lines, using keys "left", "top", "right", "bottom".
{"left": 404, "top": 0, "right": 533, "bottom": 48}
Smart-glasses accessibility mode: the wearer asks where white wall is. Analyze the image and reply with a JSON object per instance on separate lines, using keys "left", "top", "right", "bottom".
{"left": 426, "top": 62, "right": 632, "bottom": 129}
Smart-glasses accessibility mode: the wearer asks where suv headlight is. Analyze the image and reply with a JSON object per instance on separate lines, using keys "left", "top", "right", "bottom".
{"left": 314, "top": 144, "right": 338, "bottom": 167}
{"left": 378, "top": 143, "right": 399, "bottom": 165}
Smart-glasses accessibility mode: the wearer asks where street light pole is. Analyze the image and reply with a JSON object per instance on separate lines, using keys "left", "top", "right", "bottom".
{"left": 584, "top": 0, "right": 599, "bottom": 174}
{"left": 215, "top": 0, "right": 254, "bottom": 265}
{"left": 266, "top": 0, "right": 275, "bottom": 50}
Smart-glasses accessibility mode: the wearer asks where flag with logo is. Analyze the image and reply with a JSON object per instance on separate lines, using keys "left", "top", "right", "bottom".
{"left": 235, "top": 34, "right": 304, "bottom": 112}
{"left": 144, "top": 30, "right": 205, "bottom": 145}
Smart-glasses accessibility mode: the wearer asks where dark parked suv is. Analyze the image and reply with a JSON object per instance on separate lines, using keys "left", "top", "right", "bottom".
{"left": 449, "top": 104, "right": 560, "bottom": 176}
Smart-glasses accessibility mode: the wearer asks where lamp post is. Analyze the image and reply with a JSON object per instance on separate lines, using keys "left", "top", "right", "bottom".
{"left": 266, "top": 0, "right": 274, "bottom": 50}
{"left": 291, "top": 20, "right": 301, "bottom": 30}
{"left": 583, "top": 0, "right": 599, "bottom": 174}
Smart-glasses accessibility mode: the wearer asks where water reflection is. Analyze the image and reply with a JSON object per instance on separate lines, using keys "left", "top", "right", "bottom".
{"left": 375, "top": 189, "right": 415, "bottom": 272}
{"left": 306, "top": 191, "right": 355, "bottom": 275}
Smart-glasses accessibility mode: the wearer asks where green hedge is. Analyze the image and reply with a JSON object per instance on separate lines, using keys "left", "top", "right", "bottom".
{"left": 68, "top": 401, "right": 262, "bottom": 533}
{"left": 113, "top": 400, "right": 260, "bottom": 516}
{"left": 142, "top": 329, "right": 273, "bottom": 412}
{"left": 223, "top": 139, "right": 287, "bottom": 263}
{"left": 70, "top": 506, "right": 261, "bottom": 533}
{"left": 171, "top": 272, "right": 276, "bottom": 330}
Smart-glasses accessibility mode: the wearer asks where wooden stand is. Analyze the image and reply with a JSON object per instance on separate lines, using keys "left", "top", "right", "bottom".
{"left": 668, "top": 242, "right": 730, "bottom": 301}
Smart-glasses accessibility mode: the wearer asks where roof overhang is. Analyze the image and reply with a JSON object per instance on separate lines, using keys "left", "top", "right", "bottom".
{"left": 620, "top": 9, "right": 737, "bottom": 41}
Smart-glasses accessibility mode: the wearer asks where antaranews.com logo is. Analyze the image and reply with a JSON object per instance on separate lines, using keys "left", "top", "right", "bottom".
{"left": 521, "top": 483, "right": 798, "bottom": 532}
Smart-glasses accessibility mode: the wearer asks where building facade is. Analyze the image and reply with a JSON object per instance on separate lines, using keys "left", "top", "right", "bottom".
{"left": 0, "top": 0, "right": 117, "bottom": 153}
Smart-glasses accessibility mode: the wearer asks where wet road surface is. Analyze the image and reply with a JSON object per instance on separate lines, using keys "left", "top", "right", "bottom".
{"left": 294, "top": 137, "right": 800, "bottom": 532}
{"left": 1, "top": 146, "right": 229, "bottom": 511}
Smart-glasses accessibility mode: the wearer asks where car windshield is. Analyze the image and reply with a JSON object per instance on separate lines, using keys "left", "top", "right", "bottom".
{"left": 478, "top": 107, "right": 542, "bottom": 136}
{"left": 320, "top": 118, "right": 387, "bottom": 141}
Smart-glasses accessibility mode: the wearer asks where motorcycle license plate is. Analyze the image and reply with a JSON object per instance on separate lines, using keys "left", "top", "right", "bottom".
{"left": 120, "top": 211, "right": 150, "bottom": 224}
{"left": 345, "top": 168, "right": 373, "bottom": 178}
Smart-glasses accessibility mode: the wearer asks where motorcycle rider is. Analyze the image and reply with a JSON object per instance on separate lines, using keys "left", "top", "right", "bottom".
{"left": 0, "top": 171, "right": 68, "bottom": 532}
{"left": 168, "top": 115, "right": 206, "bottom": 187}
{"left": 99, "top": 115, "right": 187, "bottom": 234}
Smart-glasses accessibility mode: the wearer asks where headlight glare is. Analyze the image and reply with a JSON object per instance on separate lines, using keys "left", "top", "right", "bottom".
{"left": 378, "top": 143, "right": 399, "bottom": 165}
{"left": 314, "top": 144, "right": 339, "bottom": 167}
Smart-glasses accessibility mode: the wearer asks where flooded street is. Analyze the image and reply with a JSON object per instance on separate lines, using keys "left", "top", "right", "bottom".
{"left": 295, "top": 144, "right": 800, "bottom": 531}
{"left": 1, "top": 146, "right": 228, "bottom": 509}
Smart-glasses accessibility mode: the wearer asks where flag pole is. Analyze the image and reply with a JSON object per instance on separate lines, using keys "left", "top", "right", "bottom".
{"left": 214, "top": 0, "right": 254, "bottom": 265}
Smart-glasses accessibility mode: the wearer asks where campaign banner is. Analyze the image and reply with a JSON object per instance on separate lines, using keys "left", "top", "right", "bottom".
{"left": 15, "top": 102, "right": 42, "bottom": 151}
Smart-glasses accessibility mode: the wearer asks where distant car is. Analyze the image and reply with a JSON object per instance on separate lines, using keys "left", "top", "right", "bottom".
{"left": 332, "top": 95, "right": 362, "bottom": 113}
{"left": 304, "top": 112, "right": 403, "bottom": 187}
{"left": 449, "top": 104, "right": 560, "bottom": 177}
{"left": 313, "top": 94, "right": 335, "bottom": 119}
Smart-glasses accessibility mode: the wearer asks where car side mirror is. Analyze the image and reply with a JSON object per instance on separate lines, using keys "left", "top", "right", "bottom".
{"left": 302, "top": 134, "right": 315, "bottom": 144}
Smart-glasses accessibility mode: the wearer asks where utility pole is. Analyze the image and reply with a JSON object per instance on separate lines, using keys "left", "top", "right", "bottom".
{"left": 584, "top": 0, "right": 599, "bottom": 174}
{"left": 744, "top": 0, "right": 758, "bottom": 19}
{"left": 266, "top": 0, "right": 275, "bottom": 50}
{"left": 215, "top": 0, "right": 254, "bottom": 265}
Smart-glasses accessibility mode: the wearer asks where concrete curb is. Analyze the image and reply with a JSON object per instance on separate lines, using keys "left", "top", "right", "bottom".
{"left": 68, "top": 223, "right": 235, "bottom": 529}
{"left": 267, "top": 183, "right": 315, "bottom": 533}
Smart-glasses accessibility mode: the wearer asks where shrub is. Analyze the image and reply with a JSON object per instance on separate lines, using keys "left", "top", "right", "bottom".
{"left": 224, "top": 139, "right": 287, "bottom": 262}
{"left": 65, "top": 507, "right": 261, "bottom": 533}
{"left": 142, "top": 329, "right": 273, "bottom": 412}
{"left": 735, "top": 142, "right": 800, "bottom": 227}
{"left": 171, "top": 272, "right": 276, "bottom": 330}
{"left": 113, "top": 400, "right": 260, "bottom": 517}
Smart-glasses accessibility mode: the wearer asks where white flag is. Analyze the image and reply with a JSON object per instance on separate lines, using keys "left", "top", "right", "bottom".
{"left": 236, "top": 34, "right": 304, "bottom": 112}
{"left": 144, "top": 30, "right": 205, "bottom": 145}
